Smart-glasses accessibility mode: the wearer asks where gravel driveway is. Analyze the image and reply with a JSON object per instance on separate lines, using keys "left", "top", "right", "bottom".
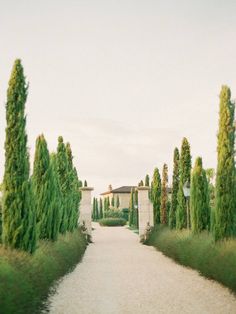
{"left": 48, "top": 223, "right": 236, "bottom": 314}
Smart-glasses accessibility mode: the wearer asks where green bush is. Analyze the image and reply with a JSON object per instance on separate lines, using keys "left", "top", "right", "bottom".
{"left": 0, "top": 228, "right": 87, "bottom": 314}
{"left": 121, "top": 208, "right": 129, "bottom": 221}
{"left": 99, "top": 218, "right": 127, "bottom": 227}
{"left": 146, "top": 225, "right": 236, "bottom": 293}
{"left": 105, "top": 208, "right": 123, "bottom": 218}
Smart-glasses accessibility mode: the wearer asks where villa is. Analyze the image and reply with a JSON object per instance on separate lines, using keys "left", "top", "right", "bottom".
{"left": 100, "top": 185, "right": 136, "bottom": 209}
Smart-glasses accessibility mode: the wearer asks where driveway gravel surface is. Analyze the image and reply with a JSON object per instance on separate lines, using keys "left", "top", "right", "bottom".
{"left": 48, "top": 223, "right": 236, "bottom": 314}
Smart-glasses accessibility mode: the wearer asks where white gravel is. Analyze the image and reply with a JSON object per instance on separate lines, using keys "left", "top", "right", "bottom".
{"left": 48, "top": 223, "right": 236, "bottom": 314}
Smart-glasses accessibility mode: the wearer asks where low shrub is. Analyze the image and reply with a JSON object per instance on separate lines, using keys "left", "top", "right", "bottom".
{"left": 105, "top": 208, "right": 123, "bottom": 219}
{"left": 99, "top": 218, "right": 127, "bottom": 227}
{"left": 146, "top": 225, "right": 236, "bottom": 293}
{"left": 0, "top": 228, "right": 87, "bottom": 314}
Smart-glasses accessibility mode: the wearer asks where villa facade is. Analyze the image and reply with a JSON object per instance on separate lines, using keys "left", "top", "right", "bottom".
{"left": 100, "top": 185, "right": 136, "bottom": 209}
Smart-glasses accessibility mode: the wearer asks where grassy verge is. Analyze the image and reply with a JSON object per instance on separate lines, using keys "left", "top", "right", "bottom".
{"left": 0, "top": 228, "right": 87, "bottom": 314}
{"left": 146, "top": 225, "right": 236, "bottom": 293}
{"left": 99, "top": 218, "right": 127, "bottom": 226}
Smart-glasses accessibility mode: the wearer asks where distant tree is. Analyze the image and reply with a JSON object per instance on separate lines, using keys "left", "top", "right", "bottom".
{"left": 190, "top": 157, "right": 210, "bottom": 233}
{"left": 129, "top": 188, "right": 134, "bottom": 227}
{"left": 160, "top": 164, "right": 168, "bottom": 225}
{"left": 95, "top": 198, "right": 99, "bottom": 220}
{"left": 145, "top": 174, "right": 150, "bottom": 187}
{"left": 134, "top": 189, "right": 139, "bottom": 228}
{"left": 151, "top": 168, "right": 161, "bottom": 224}
{"left": 116, "top": 195, "right": 120, "bottom": 208}
{"left": 99, "top": 198, "right": 103, "bottom": 219}
{"left": 138, "top": 180, "right": 144, "bottom": 187}
{"left": 2, "top": 59, "right": 36, "bottom": 253}
{"left": 169, "top": 148, "right": 180, "bottom": 228}
{"left": 111, "top": 196, "right": 115, "bottom": 207}
{"left": 84, "top": 180, "right": 87, "bottom": 187}
{"left": 214, "top": 86, "right": 235, "bottom": 240}
{"left": 176, "top": 138, "right": 191, "bottom": 229}
{"left": 92, "top": 197, "right": 96, "bottom": 221}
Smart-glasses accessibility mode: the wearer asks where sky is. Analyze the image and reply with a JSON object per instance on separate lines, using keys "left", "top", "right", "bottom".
{"left": 0, "top": 0, "right": 236, "bottom": 196}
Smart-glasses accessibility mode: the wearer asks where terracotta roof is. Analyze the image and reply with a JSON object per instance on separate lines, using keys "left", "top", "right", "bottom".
{"left": 100, "top": 186, "right": 137, "bottom": 195}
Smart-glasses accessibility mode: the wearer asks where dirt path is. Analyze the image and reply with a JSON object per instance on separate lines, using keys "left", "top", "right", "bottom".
{"left": 48, "top": 223, "right": 236, "bottom": 314}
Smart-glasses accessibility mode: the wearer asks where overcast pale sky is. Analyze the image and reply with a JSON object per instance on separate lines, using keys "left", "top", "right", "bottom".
{"left": 0, "top": 0, "right": 235, "bottom": 196}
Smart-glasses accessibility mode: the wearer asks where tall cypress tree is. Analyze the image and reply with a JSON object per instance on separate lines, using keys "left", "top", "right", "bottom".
{"left": 32, "top": 135, "right": 54, "bottom": 240}
{"left": 160, "top": 164, "right": 168, "bottom": 225}
{"left": 138, "top": 180, "right": 144, "bottom": 187}
{"left": 116, "top": 195, "right": 120, "bottom": 208}
{"left": 214, "top": 86, "right": 235, "bottom": 240}
{"left": 169, "top": 148, "right": 180, "bottom": 228}
{"left": 145, "top": 174, "right": 150, "bottom": 187}
{"left": 72, "top": 167, "right": 80, "bottom": 229}
{"left": 190, "top": 157, "right": 210, "bottom": 233}
{"left": 84, "top": 180, "right": 88, "bottom": 187}
{"left": 50, "top": 153, "right": 62, "bottom": 241}
{"left": 65, "top": 143, "right": 79, "bottom": 232}
{"left": 111, "top": 196, "right": 115, "bottom": 207}
{"left": 2, "top": 60, "right": 36, "bottom": 253}
{"left": 92, "top": 197, "right": 96, "bottom": 221}
{"left": 95, "top": 198, "right": 99, "bottom": 221}
{"left": 134, "top": 189, "right": 139, "bottom": 228}
{"left": 56, "top": 136, "right": 69, "bottom": 233}
{"left": 129, "top": 188, "right": 134, "bottom": 227}
{"left": 176, "top": 138, "right": 191, "bottom": 229}
{"left": 152, "top": 168, "right": 161, "bottom": 224}
{"left": 99, "top": 198, "right": 103, "bottom": 219}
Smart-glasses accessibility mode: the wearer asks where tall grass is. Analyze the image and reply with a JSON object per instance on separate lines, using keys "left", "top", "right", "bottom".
{"left": 0, "top": 228, "right": 87, "bottom": 314}
{"left": 146, "top": 225, "right": 236, "bottom": 293}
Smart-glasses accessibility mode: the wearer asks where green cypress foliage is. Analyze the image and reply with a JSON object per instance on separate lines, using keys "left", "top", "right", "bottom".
{"left": 160, "top": 164, "right": 168, "bottom": 225}
{"left": 134, "top": 189, "right": 139, "bottom": 228}
{"left": 2, "top": 60, "right": 36, "bottom": 253}
{"left": 214, "top": 86, "right": 235, "bottom": 240}
{"left": 176, "top": 138, "right": 191, "bottom": 229}
{"left": 145, "top": 175, "right": 150, "bottom": 187}
{"left": 138, "top": 180, "right": 144, "bottom": 187}
{"left": 111, "top": 196, "right": 115, "bottom": 207}
{"left": 92, "top": 197, "right": 96, "bottom": 221}
{"left": 190, "top": 157, "right": 210, "bottom": 233}
{"left": 84, "top": 180, "right": 87, "bottom": 187}
{"left": 169, "top": 148, "right": 180, "bottom": 228}
{"left": 95, "top": 198, "right": 99, "bottom": 220}
{"left": 129, "top": 188, "right": 134, "bottom": 227}
{"left": 56, "top": 136, "right": 69, "bottom": 233}
{"left": 151, "top": 168, "right": 161, "bottom": 224}
{"left": 65, "top": 143, "right": 79, "bottom": 232}
{"left": 50, "top": 153, "right": 62, "bottom": 241}
{"left": 32, "top": 135, "right": 54, "bottom": 240}
{"left": 116, "top": 195, "right": 120, "bottom": 208}
{"left": 72, "top": 167, "right": 80, "bottom": 229}
{"left": 99, "top": 198, "right": 103, "bottom": 219}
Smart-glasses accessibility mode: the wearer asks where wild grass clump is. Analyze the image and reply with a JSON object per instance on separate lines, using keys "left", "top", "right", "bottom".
{"left": 146, "top": 225, "right": 236, "bottom": 293}
{"left": 0, "top": 228, "right": 87, "bottom": 314}
{"left": 99, "top": 218, "right": 127, "bottom": 227}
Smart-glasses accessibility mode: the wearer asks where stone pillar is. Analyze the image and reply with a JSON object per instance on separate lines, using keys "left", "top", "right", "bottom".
{"left": 138, "top": 186, "right": 154, "bottom": 238}
{"left": 79, "top": 187, "right": 94, "bottom": 237}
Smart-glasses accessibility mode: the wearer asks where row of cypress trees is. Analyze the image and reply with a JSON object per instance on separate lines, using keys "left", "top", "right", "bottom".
{"left": 1, "top": 59, "right": 82, "bottom": 253}
{"left": 148, "top": 85, "right": 235, "bottom": 241}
